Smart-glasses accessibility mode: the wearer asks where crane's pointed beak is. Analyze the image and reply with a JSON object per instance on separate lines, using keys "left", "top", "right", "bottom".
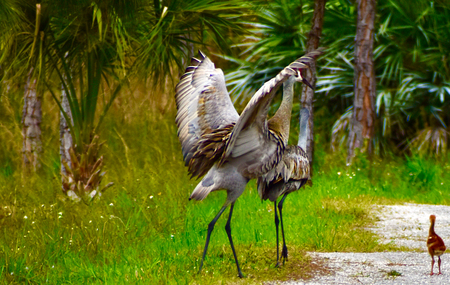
{"left": 302, "top": 78, "right": 314, "bottom": 90}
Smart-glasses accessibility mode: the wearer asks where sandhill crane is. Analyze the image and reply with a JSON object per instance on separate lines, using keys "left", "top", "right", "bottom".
{"left": 427, "top": 214, "right": 446, "bottom": 275}
{"left": 257, "top": 105, "right": 310, "bottom": 267}
{"left": 175, "top": 50, "right": 321, "bottom": 277}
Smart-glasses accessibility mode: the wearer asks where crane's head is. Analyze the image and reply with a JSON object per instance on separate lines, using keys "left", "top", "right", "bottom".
{"left": 286, "top": 49, "right": 324, "bottom": 90}
{"left": 430, "top": 215, "right": 436, "bottom": 223}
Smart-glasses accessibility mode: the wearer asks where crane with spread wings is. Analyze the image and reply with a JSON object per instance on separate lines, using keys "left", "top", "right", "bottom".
{"left": 175, "top": 50, "right": 321, "bottom": 277}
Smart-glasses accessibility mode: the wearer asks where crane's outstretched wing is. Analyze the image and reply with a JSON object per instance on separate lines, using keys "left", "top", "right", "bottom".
{"left": 220, "top": 50, "right": 322, "bottom": 167}
{"left": 257, "top": 145, "right": 310, "bottom": 202}
{"left": 175, "top": 51, "right": 239, "bottom": 167}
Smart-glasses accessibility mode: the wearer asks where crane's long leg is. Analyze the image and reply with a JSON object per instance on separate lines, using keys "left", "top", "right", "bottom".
{"left": 274, "top": 201, "right": 281, "bottom": 267}
{"left": 278, "top": 193, "right": 289, "bottom": 264}
{"left": 438, "top": 256, "right": 442, "bottom": 275}
{"left": 198, "top": 205, "right": 227, "bottom": 275}
{"left": 225, "top": 203, "right": 244, "bottom": 278}
{"left": 430, "top": 256, "right": 435, "bottom": 275}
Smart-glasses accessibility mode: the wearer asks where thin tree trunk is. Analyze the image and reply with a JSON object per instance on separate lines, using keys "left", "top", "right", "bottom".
{"left": 22, "top": 68, "right": 42, "bottom": 171}
{"left": 347, "top": 0, "right": 376, "bottom": 163}
{"left": 60, "top": 83, "right": 73, "bottom": 192}
{"left": 300, "top": 0, "right": 327, "bottom": 173}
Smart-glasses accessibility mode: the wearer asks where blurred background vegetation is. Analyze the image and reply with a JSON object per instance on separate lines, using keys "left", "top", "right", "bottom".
{"left": 1, "top": 0, "right": 450, "bottom": 283}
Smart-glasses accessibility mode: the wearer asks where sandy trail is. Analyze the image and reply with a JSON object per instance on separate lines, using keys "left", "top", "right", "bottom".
{"left": 281, "top": 204, "right": 450, "bottom": 285}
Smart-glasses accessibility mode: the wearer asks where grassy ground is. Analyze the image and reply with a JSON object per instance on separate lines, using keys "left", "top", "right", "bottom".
{"left": 1, "top": 93, "right": 450, "bottom": 284}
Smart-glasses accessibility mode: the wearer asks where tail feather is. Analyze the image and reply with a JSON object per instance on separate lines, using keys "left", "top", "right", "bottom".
{"left": 189, "top": 179, "right": 215, "bottom": 201}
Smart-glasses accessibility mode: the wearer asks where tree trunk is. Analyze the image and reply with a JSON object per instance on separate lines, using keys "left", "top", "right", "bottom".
{"left": 347, "top": 0, "right": 376, "bottom": 163}
{"left": 300, "top": 0, "right": 327, "bottom": 173}
{"left": 22, "top": 68, "right": 42, "bottom": 171}
{"left": 60, "top": 84, "right": 73, "bottom": 192}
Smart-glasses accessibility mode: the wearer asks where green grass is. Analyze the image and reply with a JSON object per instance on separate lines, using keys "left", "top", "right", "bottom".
{"left": 386, "top": 269, "right": 402, "bottom": 278}
{"left": 1, "top": 102, "right": 450, "bottom": 284}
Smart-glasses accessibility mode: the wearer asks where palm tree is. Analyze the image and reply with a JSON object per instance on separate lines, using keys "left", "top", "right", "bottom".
{"left": 46, "top": 0, "right": 141, "bottom": 201}
{"left": 375, "top": 0, "right": 450, "bottom": 156}
{"left": 46, "top": 0, "right": 247, "bottom": 202}
{"left": 0, "top": 1, "right": 50, "bottom": 171}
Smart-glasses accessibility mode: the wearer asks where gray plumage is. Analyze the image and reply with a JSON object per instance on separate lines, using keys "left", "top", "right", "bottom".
{"left": 175, "top": 50, "right": 321, "bottom": 277}
{"left": 257, "top": 106, "right": 311, "bottom": 267}
{"left": 257, "top": 145, "right": 310, "bottom": 201}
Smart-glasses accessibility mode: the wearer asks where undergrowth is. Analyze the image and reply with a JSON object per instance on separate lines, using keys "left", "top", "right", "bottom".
{"left": 1, "top": 93, "right": 450, "bottom": 284}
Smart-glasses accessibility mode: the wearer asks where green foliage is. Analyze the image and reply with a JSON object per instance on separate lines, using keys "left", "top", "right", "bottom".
{"left": 1, "top": 0, "right": 248, "bottom": 182}
{"left": 46, "top": 0, "right": 137, "bottom": 151}
{"left": 316, "top": 0, "right": 450, "bottom": 156}
{"left": 404, "top": 155, "right": 441, "bottom": 191}
{"left": 224, "top": 0, "right": 312, "bottom": 104}
{"left": 218, "top": 0, "right": 450, "bottom": 156}
{"left": 0, "top": 0, "right": 248, "bottom": 200}
{"left": 0, "top": 0, "right": 52, "bottom": 94}
{"left": 134, "top": 0, "right": 248, "bottom": 86}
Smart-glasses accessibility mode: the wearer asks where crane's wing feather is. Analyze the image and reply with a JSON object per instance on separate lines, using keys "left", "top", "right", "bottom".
{"left": 220, "top": 50, "right": 322, "bottom": 164}
{"left": 175, "top": 51, "right": 239, "bottom": 166}
{"left": 257, "top": 145, "right": 310, "bottom": 201}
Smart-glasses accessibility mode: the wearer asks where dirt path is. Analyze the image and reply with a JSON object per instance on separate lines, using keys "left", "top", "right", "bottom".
{"left": 284, "top": 204, "right": 450, "bottom": 284}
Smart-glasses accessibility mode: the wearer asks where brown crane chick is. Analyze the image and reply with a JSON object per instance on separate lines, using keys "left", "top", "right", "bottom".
{"left": 427, "top": 214, "right": 446, "bottom": 275}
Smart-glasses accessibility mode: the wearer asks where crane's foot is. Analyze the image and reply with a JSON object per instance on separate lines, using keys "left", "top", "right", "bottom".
{"left": 237, "top": 270, "right": 245, "bottom": 278}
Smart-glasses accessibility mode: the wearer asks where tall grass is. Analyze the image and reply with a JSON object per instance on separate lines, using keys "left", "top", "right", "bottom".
{"left": 1, "top": 89, "right": 450, "bottom": 284}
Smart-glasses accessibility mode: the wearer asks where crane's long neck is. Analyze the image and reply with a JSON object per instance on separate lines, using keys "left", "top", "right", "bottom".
{"left": 298, "top": 108, "right": 310, "bottom": 151}
{"left": 429, "top": 220, "right": 436, "bottom": 236}
{"left": 269, "top": 76, "right": 295, "bottom": 144}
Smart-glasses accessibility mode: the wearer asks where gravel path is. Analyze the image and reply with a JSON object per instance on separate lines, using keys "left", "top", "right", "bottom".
{"left": 369, "top": 203, "right": 450, "bottom": 250}
{"left": 286, "top": 203, "right": 450, "bottom": 284}
{"left": 304, "top": 252, "right": 447, "bottom": 284}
